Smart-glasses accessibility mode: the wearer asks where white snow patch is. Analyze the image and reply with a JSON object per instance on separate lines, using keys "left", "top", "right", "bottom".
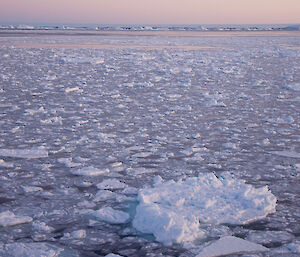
{"left": 196, "top": 236, "right": 268, "bottom": 257}
{"left": 0, "top": 148, "right": 48, "bottom": 159}
{"left": 70, "top": 166, "right": 110, "bottom": 176}
{"left": 133, "top": 173, "right": 276, "bottom": 245}
{"left": 92, "top": 207, "right": 130, "bottom": 224}
{"left": 0, "top": 211, "right": 33, "bottom": 227}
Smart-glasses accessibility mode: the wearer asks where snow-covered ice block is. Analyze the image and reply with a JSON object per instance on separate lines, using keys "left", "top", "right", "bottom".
{"left": 92, "top": 207, "right": 129, "bottom": 224}
{"left": 0, "top": 211, "right": 33, "bottom": 227}
{"left": 196, "top": 236, "right": 268, "bottom": 257}
{"left": 133, "top": 173, "right": 276, "bottom": 245}
{"left": 96, "top": 179, "right": 127, "bottom": 190}
{"left": 70, "top": 166, "right": 110, "bottom": 176}
{"left": 0, "top": 242, "right": 78, "bottom": 257}
{"left": 0, "top": 148, "right": 48, "bottom": 159}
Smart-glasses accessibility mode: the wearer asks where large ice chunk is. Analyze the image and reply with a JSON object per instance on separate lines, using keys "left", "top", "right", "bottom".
{"left": 133, "top": 173, "right": 276, "bottom": 245}
{"left": 196, "top": 236, "right": 269, "bottom": 257}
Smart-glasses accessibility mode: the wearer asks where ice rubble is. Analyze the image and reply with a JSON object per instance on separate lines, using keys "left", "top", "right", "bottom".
{"left": 196, "top": 236, "right": 268, "bottom": 257}
{"left": 133, "top": 173, "right": 277, "bottom": 245}
{"left": 0, "top": 242, "right": 78, "bottom": 257}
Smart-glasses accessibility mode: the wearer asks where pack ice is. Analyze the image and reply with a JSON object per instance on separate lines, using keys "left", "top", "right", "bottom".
{"left": 133, "top": 173, "right": 276, "bottom": 245}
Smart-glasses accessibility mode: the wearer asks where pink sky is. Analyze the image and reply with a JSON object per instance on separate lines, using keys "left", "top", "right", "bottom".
{"left": 0, "top": 0, "right": 299, "bottom": 24}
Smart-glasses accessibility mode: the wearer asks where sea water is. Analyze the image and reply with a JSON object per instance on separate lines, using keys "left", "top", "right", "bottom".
{"left": 0, "top": 29, "right": 299, "bottom": 256}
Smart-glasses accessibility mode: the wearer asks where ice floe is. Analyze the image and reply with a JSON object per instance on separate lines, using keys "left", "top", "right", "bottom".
{"left": 0, "top": 211, "right": 33, "bottom": 227}
{"left": 96, "top": 179, "right": 127, "bottom": 190}
{"left": 63, "top": 229, "right": 87, "bottom": 240}
{"left": 196, "top": 236, "right": 268, "bottom": 257}
{"left": 133, "top": 173, "right": 276, "bottom": 245}
{"left": 0, "top": 148, "right": 48, "bottom": 159}
{"left": 92, "top": 207, "right": 130, "bottom": 224}
{"left": 70, "top": 166, "right": 110, "bottom": 176}
{"left": 93, "top": 190, "right": 117, "bottom": 202}
{"left": 246, "top": 230, "right": 294, "bottom": 246}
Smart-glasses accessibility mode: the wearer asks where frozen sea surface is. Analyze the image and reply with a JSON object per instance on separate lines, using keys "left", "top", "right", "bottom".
{"left": 0, "top": 30, "right": 299, "bottom": 256}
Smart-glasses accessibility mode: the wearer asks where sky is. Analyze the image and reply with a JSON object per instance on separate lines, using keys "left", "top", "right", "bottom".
{"left": 0, "top": 0, "right": 299, "bottom": 25}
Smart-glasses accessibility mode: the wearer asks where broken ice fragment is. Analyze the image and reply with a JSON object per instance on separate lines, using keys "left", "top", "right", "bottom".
{"left": 196, "top": 236, "right": 269, "bottom": 257}
{"left": 92, "top": 207, "right": 129, "bottom": 224}
{"left": 70, "top": 166, "right": 110, "bottom": 176}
